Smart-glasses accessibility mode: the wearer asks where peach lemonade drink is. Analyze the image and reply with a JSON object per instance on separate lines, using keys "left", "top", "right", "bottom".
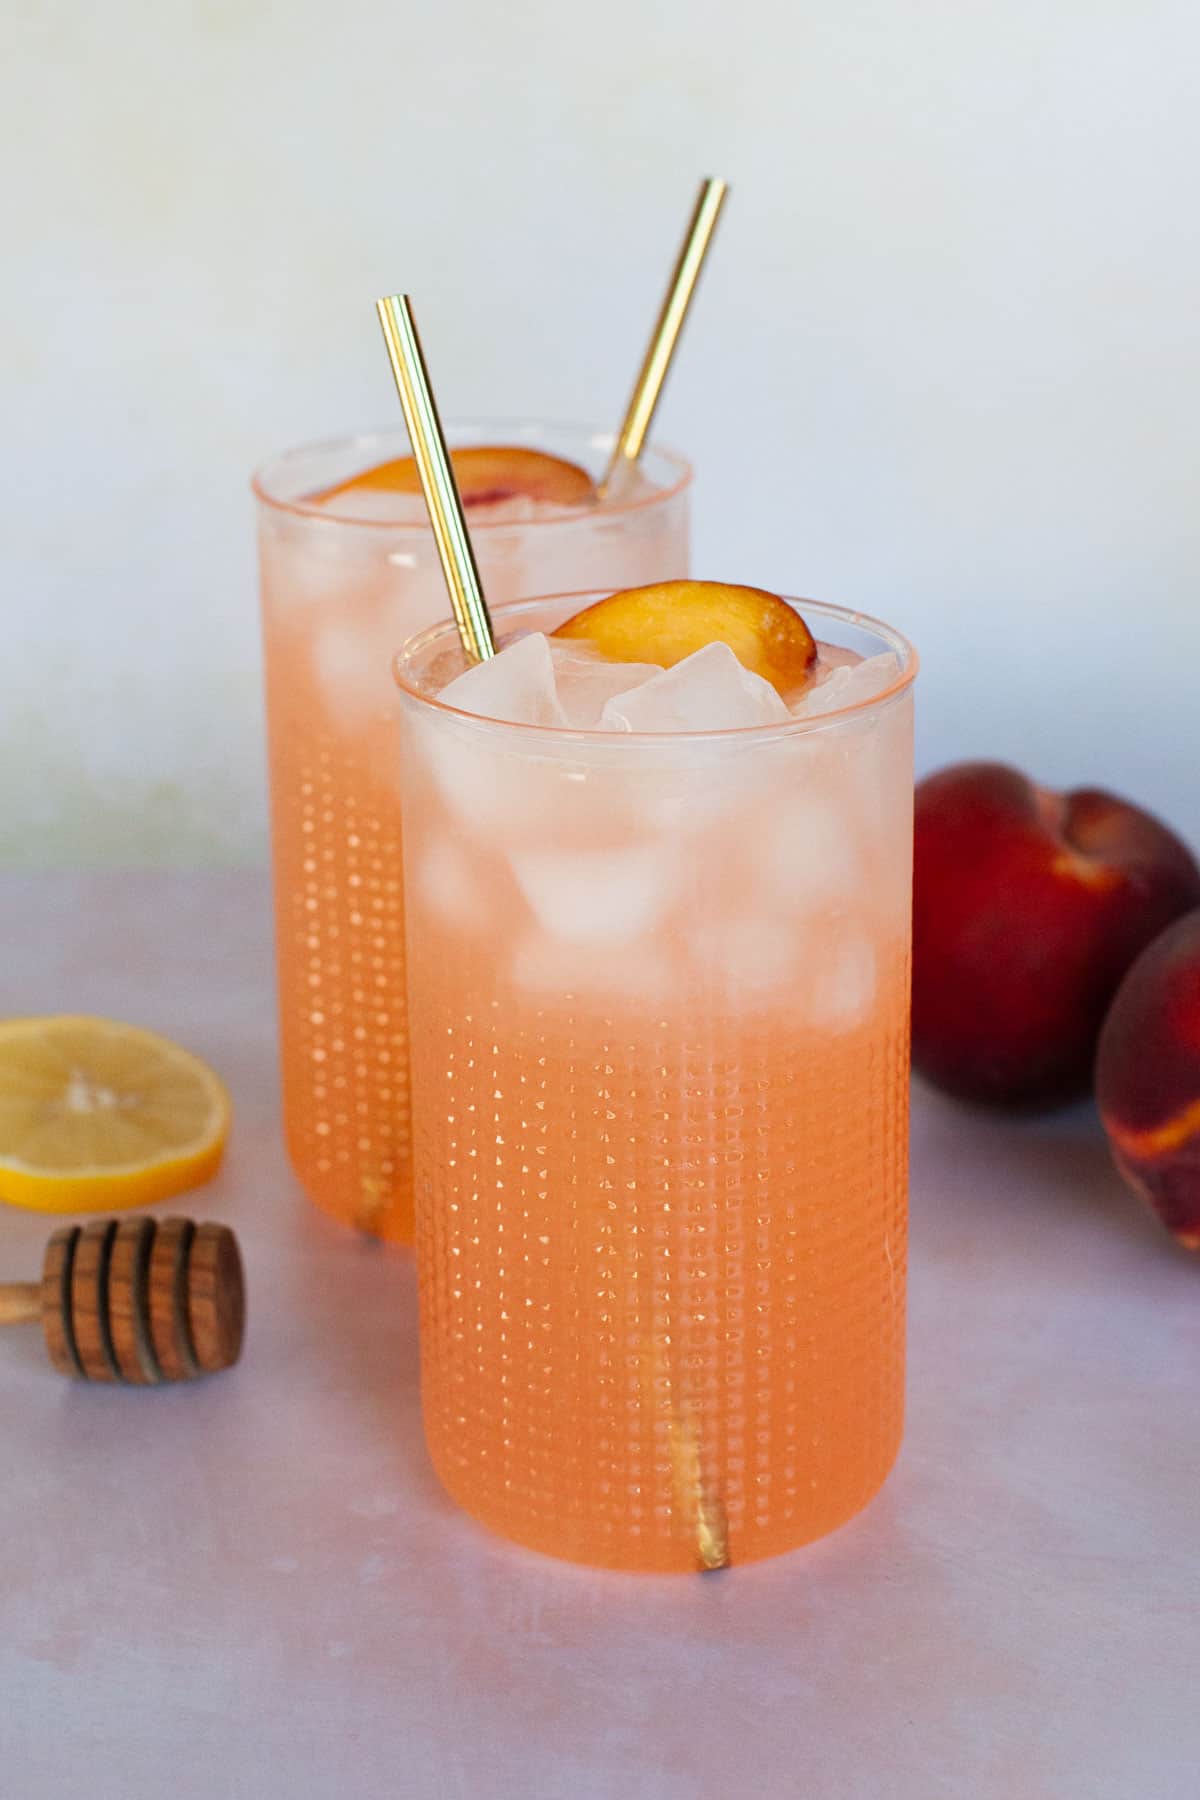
{"left": 395, "top": 582, "right": 917, "bottom": 1571}
{"left": 253, "top": 427, "right": 690, "bottom": 1242}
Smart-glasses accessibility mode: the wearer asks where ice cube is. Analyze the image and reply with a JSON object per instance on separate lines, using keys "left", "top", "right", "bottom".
{"left": 601, "top": 643, "right": 790, "bottom": 732}
{"left": 510, "top": 934, "right": 677, "bottom": 1009}
{"left": 413, "top": 716, "right": 554, "bottom": 845}
{"left": 847, "top": 652, "right": 900, "bottom": 699}
{"left": 688, "top": 917, "right": 798, "bottom": 1007}
{"left": 413, "top": 707, "right": 649, "bottom": 851}
{"left": 810, "top": 644, "right": 861, "bottom": 674}
{"left": 416, "top": 840, "right": 481, "bottom": 931}
{"left": 757, "top": 788, "right": 863, "bottom": 914}
{"left": 314, "top": 484, "right": 428, "bottom": 525}
{"left": 510, "top": 844, "right": 679, "bottom": 944}
{"left": 622, "top": 743, "right": 765, "bottom": 843}
{"left": 795, "top": 664, "right": 854, "bottom": 715}
{"left": 265, "top": 515, "right": 369, "bottom": 610}
{"left": 790, "top": 653, "right": 900, "bottom": 720}
{"left": 548, "top": 640, "right": 663, "bottom": 729}
{"left": 467, "top": 494, "right": 586, "bottom": 525}
{"left": 806, "top": 934, "right": 877, "bottom": 1032}
{"left": 311, "top": 620, "right": 394, "bottom": 729}
{"left": 438, "top": 632, "right": 567, "bottom": 728}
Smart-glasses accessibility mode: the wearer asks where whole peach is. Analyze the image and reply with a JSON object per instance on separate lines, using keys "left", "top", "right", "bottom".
{"left": 1096, "top": 909, "right": 1200, "bottom": 1249}
{"left": 912, "top": 763, "right": 1200, "bottom": 1106}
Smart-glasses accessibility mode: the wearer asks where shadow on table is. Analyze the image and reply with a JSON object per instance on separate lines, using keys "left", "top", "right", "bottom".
{"left": 269, "top": 1179, "right": 450, "bottom": 1514}
{"left": 910, "top": 1081, "right": 1176, "bottom": 1262}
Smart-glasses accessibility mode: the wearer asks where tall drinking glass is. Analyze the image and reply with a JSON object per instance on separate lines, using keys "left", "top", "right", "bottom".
{"left": 395, "top": 595, "right": 917, "bottom": 1571}
{"left": 253, "top": 426, "right": 690, "bottom": 1242}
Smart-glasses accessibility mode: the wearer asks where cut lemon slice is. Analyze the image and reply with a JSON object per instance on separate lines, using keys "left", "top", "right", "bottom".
{"left": 0, "top": 1016, "right": 231, "bottom": 1215}
{"left": 553, "top": 579, "right": 817, "bottom": 695}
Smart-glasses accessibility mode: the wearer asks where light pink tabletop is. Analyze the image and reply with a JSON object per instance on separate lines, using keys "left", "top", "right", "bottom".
{"left": 1, "top": 873, "right": 1196, "bottom": 1799}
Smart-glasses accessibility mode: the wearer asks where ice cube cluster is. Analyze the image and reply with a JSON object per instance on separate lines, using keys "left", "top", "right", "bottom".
{"left": 313, "top": 488, "right": 597, "bottom": 527}
{"left": 437, "top": 632, "right": 898, "bottom": 733}
{"left": 405, "top": 630, "right": 908, "bottom": 1030}
{"left": 311, "top": 486, "right": 431, "bottom": 525}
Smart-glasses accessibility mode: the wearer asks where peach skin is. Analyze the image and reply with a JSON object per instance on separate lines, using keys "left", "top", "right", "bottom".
{"left": 912, "top": 763, "right": 1200, "bottom": 1107}
{"left": 1096, "top": 909, "right": 1200, "bottom": 1249}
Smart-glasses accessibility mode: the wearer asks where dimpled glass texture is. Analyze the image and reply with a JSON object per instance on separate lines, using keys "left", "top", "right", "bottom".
{"left": 397, "top": 596, "right": 916, "bottom": 1571}
{"left": 254, "top": 427, "right": 690, "bottom": 1242}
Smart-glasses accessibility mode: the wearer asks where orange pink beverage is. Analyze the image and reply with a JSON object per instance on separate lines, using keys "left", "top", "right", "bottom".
{"left": 253, "top": 428, "right": 690, "bottom": 1240}
{"left": 394, "top": 584, "right": 916, "bottom": 1570}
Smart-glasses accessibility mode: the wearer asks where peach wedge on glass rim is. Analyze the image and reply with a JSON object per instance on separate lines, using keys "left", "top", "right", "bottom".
{"left": 316, "top": 445, "right": 596, "bottom": 509}
{"left": 553, "top": 579, "right": 817, "bottom": 697}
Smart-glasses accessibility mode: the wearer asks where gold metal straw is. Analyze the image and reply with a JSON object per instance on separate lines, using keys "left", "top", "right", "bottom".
{"left": 601, "top": 181, "right": 730, "bottom": 1562}
{"left": 378, "top": 289, "right": 728, "bottom": 1567}
{"left": 376, "top": 294, "right": 495, "bottom": 663}
{"left": 599, "top": 176, "right": 729, "bottom": 499}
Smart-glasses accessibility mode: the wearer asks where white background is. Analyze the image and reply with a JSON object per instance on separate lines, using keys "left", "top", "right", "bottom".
{"left": 7, "top": 0, "right": 1199, "bottom": 866}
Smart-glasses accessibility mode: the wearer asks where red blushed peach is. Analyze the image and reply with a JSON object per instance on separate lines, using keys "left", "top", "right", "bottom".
{"left": 912, "top": 763, "right": 1200, "bottom": 1107}
{"left": 315, "top": 445, "right": 596, "bottom": 508}
{"left": 1096, "top": 909, "right": 1200, "bottom": 1249}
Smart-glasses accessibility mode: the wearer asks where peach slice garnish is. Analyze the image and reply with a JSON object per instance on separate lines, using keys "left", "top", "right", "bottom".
{"left": 553, "top": 580, "right": 817, "bottom": 696}
{"left": 316, "top": 445, "right": 596, "bottom": 509}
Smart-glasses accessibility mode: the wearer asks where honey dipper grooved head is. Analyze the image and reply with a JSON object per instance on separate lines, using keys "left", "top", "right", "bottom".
{"left": 37, "top": 1216, "right": 245, "bottom": 1383}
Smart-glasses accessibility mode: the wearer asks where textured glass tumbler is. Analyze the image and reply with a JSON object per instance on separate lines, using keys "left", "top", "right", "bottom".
{"left": 253, "top": 427, "right": 690, "bottom": 1244}
{"left": 396, "top": 596, "right": 917, "bottom": 1572}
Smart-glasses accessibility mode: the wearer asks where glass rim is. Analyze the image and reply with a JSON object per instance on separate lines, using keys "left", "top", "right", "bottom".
{"left": 250, "top": 420, "right": 693, "bottom": 532}
{"left": 393, "top": 592, "right": 918, "bottom": 748}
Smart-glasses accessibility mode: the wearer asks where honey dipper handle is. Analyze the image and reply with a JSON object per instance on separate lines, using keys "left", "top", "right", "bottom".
{"left": 0, "top": 1282, "right": 42, "bottom": 1327}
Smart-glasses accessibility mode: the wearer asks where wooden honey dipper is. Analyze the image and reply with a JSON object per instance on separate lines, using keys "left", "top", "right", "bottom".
{"left": 0, "top": 1217, "right": 245, "bottom": 1383}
